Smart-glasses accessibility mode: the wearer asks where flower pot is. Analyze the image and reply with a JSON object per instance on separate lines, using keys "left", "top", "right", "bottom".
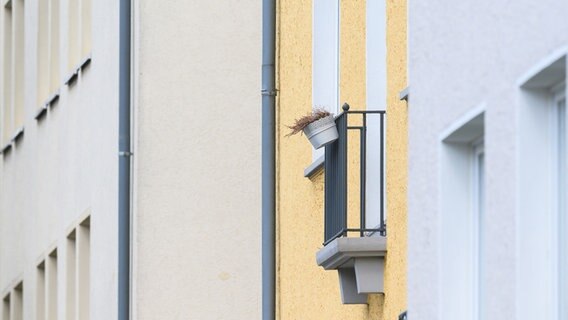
{"left": 303, "top": 115, "right": 339, "bottom": 150}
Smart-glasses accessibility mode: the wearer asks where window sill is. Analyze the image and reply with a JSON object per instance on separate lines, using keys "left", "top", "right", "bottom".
{"left": 35, "top": 91, "right": 60, "bottom": 121}
{"left": 1, "top": 127, "right": 24, "bottom": 156}
{"left": 304, "top": 155, "right": 324, "bottom": 178}
{"left": 399, "top": 86, "right": 409, "bottom": 101}
{"left": 64, "top": 53, "right": 92, "bottom": 86}
{"left": 12, "top": 127, "right": 24, "bottom": 143}
{"left": 0, "top": 142, "right": 12, "bottom": 155}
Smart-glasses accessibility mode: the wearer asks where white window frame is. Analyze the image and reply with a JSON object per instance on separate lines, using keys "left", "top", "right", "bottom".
{"left": 438, "top": 106, "right": 485, "bottom": 320}
{"left": 312, "top": 0, "right": 339, "bottom": 161}
{"left": 472, "top": 139, "right": 484, "bottom": 320}
{"left": 552, "top": 84, "right": 567, "bottom": 320}
{"left": 517, "top": 53, "right": 566, "bottom": 320}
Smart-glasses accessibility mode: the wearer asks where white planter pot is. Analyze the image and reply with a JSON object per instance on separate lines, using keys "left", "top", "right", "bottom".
{"left": 303, "top": 115, "right": 339, "bottom": 150}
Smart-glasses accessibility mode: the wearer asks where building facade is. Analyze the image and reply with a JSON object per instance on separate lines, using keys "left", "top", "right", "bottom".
{"left": 131, "top": 0, "right": 262, "bottom": 318}
{"left": 408, "top": 1, "right": 568, "bottom": 319}
{"left": 275, "top": 0, "right": 407, "bottom": 319}
{"left": 0, "top": 0, "right": 118, "bottom": 318}
{"left": 0, "top": 0, "right": 262, "bottom": 319}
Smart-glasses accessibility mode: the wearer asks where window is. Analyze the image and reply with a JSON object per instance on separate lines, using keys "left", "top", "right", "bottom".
{"left": 12, "top": 283, "right": 22, "bottom": 320}
{"left": 68, "top": 0, "right": 91, "bottom": 72}
{"left": 2, "top": 294, "right": 9, "bottom": 320}
{"left": 47, "top": 250, "right": 58, "bottom": 320}
{"left": 37, "top": 250, "right": 58, "bottom": 320}
{"left": 518, "top": 54, "right": 566, "bottom": 320}
{"left": 554, "top": 88, "right": 567, "bottom": 320}
{"left": 2, "top": 0, "right": 24, "bottom": 146}
{"left": 472, "top": 140, "right": 485, "bottom": 320}
{"left": 37, "top": 0, "right": 60, "bottom": 106}
{"left": 2, "top": 282, "right": 23, "bottom": 320}
{"left": 67, "top": 216, "right": 90, "bottom": 320}
{"left": 312, "top": 0, "right": 339, "bottom": 160}
{"left": 66, "top": 230, "right": 76, "bottom": 320}
{"left": 439, "top": 108, "right": 485, "bottom": 320}
{"left": 36, "top": 261, "right": 45, "bottom": 320}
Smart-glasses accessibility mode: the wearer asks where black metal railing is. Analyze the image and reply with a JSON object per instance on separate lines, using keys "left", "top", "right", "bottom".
{"left": 323, "top": 103, "right": 386, "bottom": 245}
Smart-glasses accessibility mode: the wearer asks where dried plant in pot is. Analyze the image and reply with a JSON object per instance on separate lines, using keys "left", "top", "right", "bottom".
{"left": 287, "top": 109, "right": 339, "bottom": 149}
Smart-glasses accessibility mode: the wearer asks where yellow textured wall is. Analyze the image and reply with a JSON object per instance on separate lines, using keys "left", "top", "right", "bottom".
{"left": 383, "top": 0, "right": 408, "bottom": 318}
{"left": 275, "top": 0, "right": 407, "bottom": 319}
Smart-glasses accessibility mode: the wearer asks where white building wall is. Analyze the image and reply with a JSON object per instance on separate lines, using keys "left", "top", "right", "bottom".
{"left": 0, "top": 0, "right": 119, "bottom": 319}
{"left": 408, "top": 1, "right": 568, "bottom": 319}
{"left": 132, "top": 0, "right": 261, "bottom": 319}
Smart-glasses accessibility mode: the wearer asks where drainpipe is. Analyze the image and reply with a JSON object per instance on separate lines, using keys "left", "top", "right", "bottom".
{"left": 261, "top": 0, "right": 276, "bottom": 318}
{"left": 118, "top": 0, "right": 132, "bottom": 319}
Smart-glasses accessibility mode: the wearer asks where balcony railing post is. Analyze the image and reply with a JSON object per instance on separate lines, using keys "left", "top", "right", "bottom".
{"left": 380, "top": 112, "right": 385, "bottom": 236}
{"left": 360, "top": 114, "right": 367, "bottom": 237}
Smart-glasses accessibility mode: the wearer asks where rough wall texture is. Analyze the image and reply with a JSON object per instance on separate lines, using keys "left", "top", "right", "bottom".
{"left": 133, "top": 0, "right": 261, "bottom": 319}
{"left": 408, "top": 0, "right": 568, "bottom": 319}
{"left": 383, "top": 1, "right": 408, "bottom": 319}
{"left": 276, "top": 0, "right": 407, "bottom": 319}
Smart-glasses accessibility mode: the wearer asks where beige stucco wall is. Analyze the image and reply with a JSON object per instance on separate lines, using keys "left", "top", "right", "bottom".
{"left": 132, "top": 0, "right": 262, "bottom": 319}
{"left": 276, "top": 0, "right": 407, "bottom": 319}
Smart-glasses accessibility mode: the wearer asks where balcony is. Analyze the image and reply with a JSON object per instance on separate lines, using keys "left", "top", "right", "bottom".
{"left": 316, "top": 103, "right": 388, "bottom": 304}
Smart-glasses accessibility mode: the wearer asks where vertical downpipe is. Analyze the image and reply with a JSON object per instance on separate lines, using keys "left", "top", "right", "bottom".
{"left": 118, "top": 0, "right": 132, "bottom": 318}
{"left": 261, "top": 0, "right": 276, "bottom": 318}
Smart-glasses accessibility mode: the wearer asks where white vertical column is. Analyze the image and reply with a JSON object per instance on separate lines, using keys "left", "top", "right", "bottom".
{"left": 312, "top": 0, "right": 339, "bottom": 160}
{"left": 365, "top": 0, "right": 386, "bottom": 228}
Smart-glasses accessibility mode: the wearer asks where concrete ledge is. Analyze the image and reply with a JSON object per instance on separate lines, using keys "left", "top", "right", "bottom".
{"left": 316, "top": 236, "right": 387, "bottom": 269}
{"left": 399, "top": 86, "right": 410, "bottom": 101}
{"left": 64, "top": 53, "right": 92, "bottom": 86}
{"left": 0, "top": 142, "right": 12, "bottom": 155}
{"left": 316, "top": 237, "right": 387, "bottom": 304}
{"left": 304, "top": 155, "right": 324, "bottom": 178}
{"left": 11, "top": 127, "right": 24, "bottom": 144}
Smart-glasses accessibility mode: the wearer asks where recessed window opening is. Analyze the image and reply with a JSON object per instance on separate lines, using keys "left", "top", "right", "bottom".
{"left": 518, "top": 54, "right": 566, "bottom": 319}
{"left": 66, "top": 230, "right": 76, "bottom": 320}
{"left": 3, "top": 2, "right": 13, "bottom": 145}
{"left": 439, "top": 109, "right": 485, "bottom": 320}
{"left": 472, "top": 139, "right": 485, "bottom": 320}
{"left": 13, "top": 283, "right": 23, "bottom": 320}
{"left": 36, "top": 261, "right": 45, "bottom": 320}
{"left": 2, "top": 294, "right": 9, "bottom": 320}
{"left": 554, "top": 86, "right": 567, "bottom": 320}
{"left": 68, "top": 0, "right": 91, "bottom": 73}
{"left": 47, "top": 250, "right": 58, "bottom": 320}
{"left": 67, "top": 216, "right": 90, "bottom": 320}
{"left": 2, "top": 0, "right": 25, "bottom": 145}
